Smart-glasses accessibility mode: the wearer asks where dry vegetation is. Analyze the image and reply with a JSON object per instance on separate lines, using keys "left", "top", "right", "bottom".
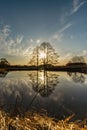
{"left": 0, "top": 110, "right": 87, "bottom": 130}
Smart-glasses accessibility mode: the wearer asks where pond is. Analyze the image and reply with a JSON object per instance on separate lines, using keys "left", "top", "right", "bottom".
{"left": 0, "top": 70, "right": 87, "bottom": 120}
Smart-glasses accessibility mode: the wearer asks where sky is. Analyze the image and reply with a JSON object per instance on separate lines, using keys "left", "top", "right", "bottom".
{"left": 0, "top": 0, "right": 87, "bottom": 65}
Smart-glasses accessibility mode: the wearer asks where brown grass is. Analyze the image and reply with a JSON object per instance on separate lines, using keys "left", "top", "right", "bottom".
{"left": 0, "top": 110, "right": 87, "bottom": 130}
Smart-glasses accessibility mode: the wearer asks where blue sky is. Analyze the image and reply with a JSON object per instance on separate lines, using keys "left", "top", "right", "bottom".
{"left": 0, "top": 0, "right": 87, "bottom": 65}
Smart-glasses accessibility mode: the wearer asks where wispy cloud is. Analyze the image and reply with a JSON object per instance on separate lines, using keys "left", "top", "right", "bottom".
{"left": 83, "top": 50, "right": 87, "bottom": 55}
{"left": 0, "top": 25, "right": 43, "bottom": 59}
{"left": 16, "top": 35, "right": 23, "bottom": 44}
{"left": 36, "top": 39, "right": 41, "bottom": 44}
{"left": 60, "top": 12, "right": 69, "bottom": 24}
{"left": 71, "top": 0, "right": 86, "bottom": 14}
{"left": 50, "top": 23, "right": 72, "bottom": 42}
{"left": 59, "top": 23, "right": 72, "bottom": 33}
{"left": 30, "top": 38, "right": 33, "bottom": 43}
{"left": 59, "top": 52, "right": 73, "bottom": 65}
{"left": 52, "top": 34, "right": 63, "bottom": 41}
{"left": 0, "top": 25, "right": 24, "bottom": 56}
{"left": 2, "top": 25, "right": 11, "bottom": 37}
{"left": 60, "top": 0, "right": 86, "bottom": 24}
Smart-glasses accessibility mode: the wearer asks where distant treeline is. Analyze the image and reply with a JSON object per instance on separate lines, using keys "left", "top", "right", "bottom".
{"left": 0, "top": 57, "right": 87, "bottom": 73}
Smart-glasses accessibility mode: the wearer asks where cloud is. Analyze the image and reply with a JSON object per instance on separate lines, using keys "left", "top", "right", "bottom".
{"left": 52, "top": 34, "right": 63, "bottom": 42}
{"left": 0, "top": 25, "right": 25, "bottom": 56}
{"left": 2, "top": 25, "right": 11, "bottom": 37}
{"left": 36, "top": 39, "right": 40, "bottom": 44}
{"left": 50, "top": 23, "right": 72, "bottom": 42}
{"left": 6, "top": 35, "right": 24, "bottom": 55}
{"left": 60, "top": 0, "right": 86, "bottom": 25}
{"left": 83, "top": 50, "right": 87, "bottom": 55}
{"left": 23, "top": 46, "right": 33, "bottom": 57}
{"left": 82, "top": 50, "right": 87, "bottom": 62}
{"left": 59, "top": 49, "right": 87, "bottom": 65}
{"left": 30, "top": 38, "right": 33, "bottom": 42}
{"left": 71, "top": 0, "right": 86, "bottom": 14}
{"left": 59, "top": 53, "right": 73, "bottom": 65}
{"left": 60, "top": 11, "right": 69, "bottom": 24}
{"left": 7, "top": 39, "right": 14, "bottom": 47}
{"left": 16, "top": 35, "right": 23, "bottom": 44}
{"left": 59, "top": 23, "right": 72, "bottom": 33}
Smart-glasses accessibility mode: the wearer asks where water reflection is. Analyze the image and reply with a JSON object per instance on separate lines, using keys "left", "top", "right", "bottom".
{"left": 0, "top": 70, "right": 8, "bottom": 78}
{"left": 28, "top": 70, "right": 59, "bottom": 97}
{"left": 0, "top": 70, "right": 87, "bottom": 120}
{"left": 0, "top": 70, "right": 60, "bottom": 116}
{"left": 67, "top": 72, "right": 85, "bottom": 83}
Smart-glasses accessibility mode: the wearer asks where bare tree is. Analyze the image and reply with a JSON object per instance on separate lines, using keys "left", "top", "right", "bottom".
{"left": 69, "top": 56, "right": 85, "bottom": 63}
{"left": 0, "top": 58, "right": 10, "bottom": 67}
{"left": 28, "top": 42, "right": 59, "bottom": 66}
{"left": 39, "top": 42, "right": 59, "bottom": 65}
{"left": 28, "top": 46, "right": 39, "bottom": 66}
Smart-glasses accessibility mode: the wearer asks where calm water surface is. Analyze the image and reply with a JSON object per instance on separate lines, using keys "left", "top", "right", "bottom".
{"left": 0, "top": 70, "right": 87, "bottom": 120}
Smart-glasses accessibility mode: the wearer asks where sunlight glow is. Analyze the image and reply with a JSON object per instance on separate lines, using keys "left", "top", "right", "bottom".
{"left": 39, "top": 72, "right": 44, "bottom": 81}
{"left": 39, "top": 51, "right": 46, "bottom": 59}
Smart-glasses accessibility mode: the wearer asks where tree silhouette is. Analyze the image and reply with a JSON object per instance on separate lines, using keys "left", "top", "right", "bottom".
{"left": 69, "top": 56, "right": 85, "bottom": 63}
{"left": 28, "top": 42, "right": 59, "bottom": 66}
{"left": 39, "top": 42, "right": 59, "bottom": 65}
{"left": 28, "top": 46, "right": 39, "bottom": 66}
{"left": 0, "top": 58, "right": 10, "bottom": 67}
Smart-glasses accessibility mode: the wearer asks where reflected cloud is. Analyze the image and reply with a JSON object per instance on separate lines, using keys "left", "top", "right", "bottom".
{"left": 0, "top": 71, "right": 60, "bottom": 117}
{"left": 0, "top": 77, "right": 33, "bottom": 114}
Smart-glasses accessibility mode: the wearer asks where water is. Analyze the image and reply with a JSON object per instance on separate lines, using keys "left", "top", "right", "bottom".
{"left": 0, "top": 70, "right": 87, "bottom": 120}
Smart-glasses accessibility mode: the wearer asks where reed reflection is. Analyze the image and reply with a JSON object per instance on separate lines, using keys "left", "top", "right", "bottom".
{"left": 28, "top": 70, "right": 59, "bottom": 97}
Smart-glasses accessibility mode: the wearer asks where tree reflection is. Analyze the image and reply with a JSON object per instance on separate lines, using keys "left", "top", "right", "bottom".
{"left": 0, "top": 70, "right": 8, "bottom": 78}
{"left": 28, "top": 71, "right": 59, "bottom": 97}
{"left": 67, "top": 72, "right": 85, "bottom": 83}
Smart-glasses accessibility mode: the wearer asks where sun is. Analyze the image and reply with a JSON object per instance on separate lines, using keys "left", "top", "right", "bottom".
{"left": 39, "top": 51, "right": 46, "bottom": 59}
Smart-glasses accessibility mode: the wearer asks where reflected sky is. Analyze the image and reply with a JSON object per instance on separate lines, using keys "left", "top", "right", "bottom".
{"left": 0, "top": 71, "right": 87, "bottom": 120}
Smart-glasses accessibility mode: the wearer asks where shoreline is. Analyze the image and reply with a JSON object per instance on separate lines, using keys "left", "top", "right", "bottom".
{"left": 0, "top": 65, "right": 87, "bottom": 74}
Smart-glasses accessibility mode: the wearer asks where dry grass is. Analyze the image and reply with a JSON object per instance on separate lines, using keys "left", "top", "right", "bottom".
{"left": 0, "top": 110, "right": 87, "bottom": 130}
